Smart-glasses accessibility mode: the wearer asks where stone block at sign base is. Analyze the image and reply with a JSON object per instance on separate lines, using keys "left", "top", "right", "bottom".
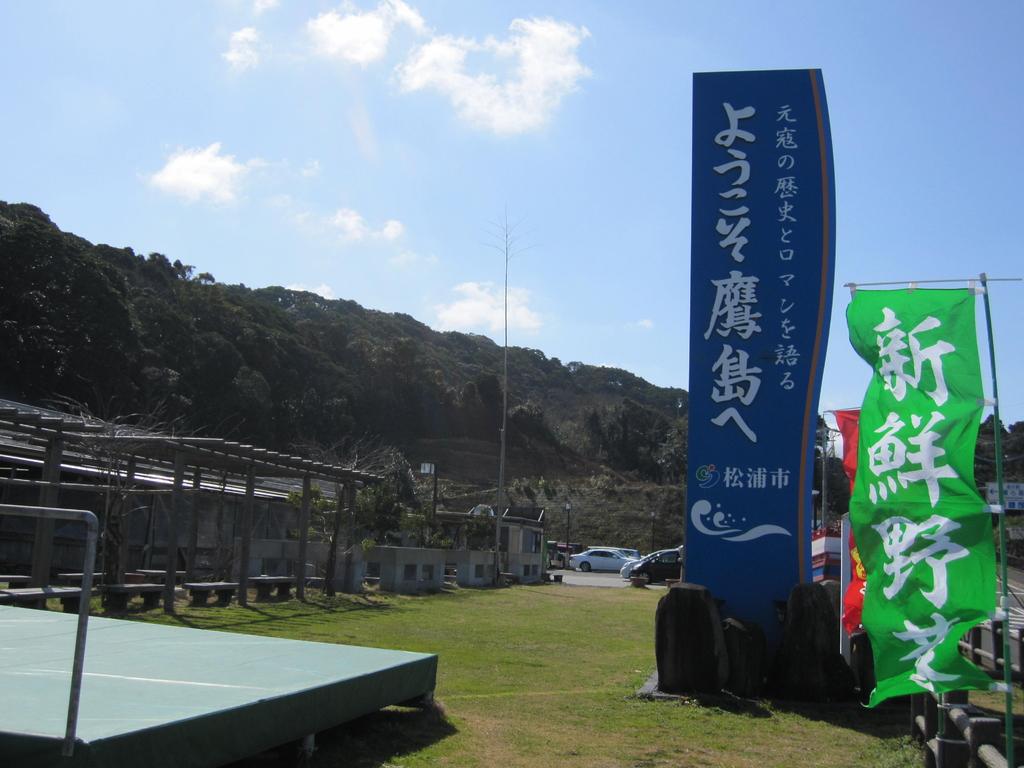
{"left": 655, "top": 583, "right": 729, "bottom": 694}
{"left": 769, "top": 582, "right": 856, "bottom": 702}
{"left": 849, "top": 630, "right": 876, "bottom": 705}
{"left": 722, "top": 617, "right": 767, "bottom": 698}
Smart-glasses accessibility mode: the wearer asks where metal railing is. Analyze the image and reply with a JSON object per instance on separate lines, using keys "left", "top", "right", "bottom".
{"left": 0, "top": 503, "right": 97, "bottom": 757}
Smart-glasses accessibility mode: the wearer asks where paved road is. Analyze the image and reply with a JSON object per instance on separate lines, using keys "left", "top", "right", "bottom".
{"left": 550, "top": 568, "right": 630, "bottom": 588}
{"left": 552, "top": 565, "right": 1024, "bottom": 623}
{"left": 549, "top": 568, "right": 669, "bottom": 589}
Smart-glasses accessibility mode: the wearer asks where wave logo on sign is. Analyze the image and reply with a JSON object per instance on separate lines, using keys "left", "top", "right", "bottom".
{"left": 689, "top": 499, "right": 791, "bottom": 543}
{"left": 695, "top": 464, "right": 720, "bottom": 489}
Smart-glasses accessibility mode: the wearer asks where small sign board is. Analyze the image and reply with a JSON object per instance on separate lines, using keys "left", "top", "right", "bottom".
{"left": 986, "top": 482, "right": 1024, "bottom": 511}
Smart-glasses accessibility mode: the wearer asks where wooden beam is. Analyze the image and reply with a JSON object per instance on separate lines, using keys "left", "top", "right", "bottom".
{"left": 238, "top": 466, "right": 255, "bottom": 607}
{"left": 163, "top": 451, "right": 184, "bottom": 614}
{"left": 117, "top": 457, "right": 136, "bottom": 583}
{"left": 185, "top": 468, "right": 201, "bottom": 580}
{"left": 30, "top": 430, "right": 63, "bottom": 586}
{"left": 296, "top": 474, "right": 311, "bottom": 600}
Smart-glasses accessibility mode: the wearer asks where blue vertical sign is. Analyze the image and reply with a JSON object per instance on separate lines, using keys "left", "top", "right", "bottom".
{"left": 685, "top": 70, "right": 836, "bottom": 643}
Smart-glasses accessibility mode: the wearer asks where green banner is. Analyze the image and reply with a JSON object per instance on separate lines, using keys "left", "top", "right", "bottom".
{"left": 847, "top": 288, "right": 996, "bottom": 705}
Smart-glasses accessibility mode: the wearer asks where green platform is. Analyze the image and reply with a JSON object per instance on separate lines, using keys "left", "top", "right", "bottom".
{"left": 0, "top": 605, "right": 437, "bottom": 767}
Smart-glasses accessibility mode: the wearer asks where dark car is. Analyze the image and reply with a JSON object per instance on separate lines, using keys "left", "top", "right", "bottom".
{"left": 628, "top": 548, "right": 683, "bottom": 583}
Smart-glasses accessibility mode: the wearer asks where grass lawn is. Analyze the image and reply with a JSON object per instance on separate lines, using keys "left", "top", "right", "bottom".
{"left": 122, "top": 584, "right": 923, "bottom": 768}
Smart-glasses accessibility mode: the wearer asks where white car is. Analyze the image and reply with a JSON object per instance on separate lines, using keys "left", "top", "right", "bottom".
{"left": 589, "top": 546, "right": 642, "bottom": 560}
{"left": 569, "top": 549, "right": 638, "bottom": 573}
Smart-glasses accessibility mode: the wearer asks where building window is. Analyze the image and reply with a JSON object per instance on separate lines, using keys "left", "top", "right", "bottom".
{"left": 403, "top": 564, "right": 417, "bottom": 581}
{"left": 523, "top": 564, "right": 530, "bottom": 577}
{"left": 474, "top": 564, "right": 484, "bottom": 579}
{"left": 422, "top": 564, "right": 434, "bottom": 581}
{"left": 366, "top": 562, "right": 381, "bottom": 578}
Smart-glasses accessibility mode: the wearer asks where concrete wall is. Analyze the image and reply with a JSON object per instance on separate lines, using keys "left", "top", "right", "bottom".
{"left": 364, "top": 546, "right": 446, "bottom": 594}
{"left": 450, "top": 550, "right": 496, "bottom": 587}
{"left": 233, "top": 538, "right": 330, "bottom": 578}
{"left": 508, "top": 552, "right": 543, "bottom": 583}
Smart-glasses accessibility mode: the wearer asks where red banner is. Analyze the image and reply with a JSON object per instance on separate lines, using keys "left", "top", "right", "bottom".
{"left": 834, "top": 409, "right": 865, "bottom": 634}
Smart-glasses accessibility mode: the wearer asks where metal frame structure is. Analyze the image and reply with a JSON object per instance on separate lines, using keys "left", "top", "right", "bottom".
{"left": 0, "top": 503, "right": 97, "bottom": 757}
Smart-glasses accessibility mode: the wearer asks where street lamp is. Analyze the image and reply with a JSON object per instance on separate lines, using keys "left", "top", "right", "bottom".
{"left": 563, "top": 500, "right": 572, "bottom": 569}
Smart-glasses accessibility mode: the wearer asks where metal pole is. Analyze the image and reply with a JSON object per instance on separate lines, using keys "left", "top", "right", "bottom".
{"left": 567, "top": 505, "right": 572, "bottom": 567}
{"left": 495, "top": 213, "right": 510, "bottom": 585}
{"left": 820, "top": 426, "right": 828, "bottom": 531}
{"left": 839, "top": 514, "right": 851, "bottom": 662}
{"left": 979, "top": 272, "right": 1014, "bottom": 768}
{"left": 563, "top": 505, "right": 569, "bottom": 568}
{"left": 0, "top": 504, "right": 98, "bottom": 757}
{"left": 65, "top": 513, "right": 96, "bottom": 758}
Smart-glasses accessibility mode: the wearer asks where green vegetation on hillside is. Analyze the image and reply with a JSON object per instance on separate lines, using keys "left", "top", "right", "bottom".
{"left": 0, "top": 202, "right": 688, "bottom": 488}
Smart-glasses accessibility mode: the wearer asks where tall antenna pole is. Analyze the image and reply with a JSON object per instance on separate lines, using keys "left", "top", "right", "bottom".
{"left": 979, "top": 272, "right": 1014, "bottom": 768}
{"left": 494, "top": 211, "right": 510, "bottom": 585}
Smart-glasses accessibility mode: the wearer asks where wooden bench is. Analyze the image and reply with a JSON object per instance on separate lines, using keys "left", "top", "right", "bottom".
{"left": 184, "top": 581, "right": 239, "bottom": 606}
{"left": 0, "top": 575, "right": 31, "bottom": 588}
{"left": 102, "top": 583, "right": 165, "bottom": 611}
{"left": 57, "top": 572, "right": 103, "bottom": 585}
{"left": 136, "top": 569, "right": 186, "bottom": 585}
{"left": 248, "top": 575, "right": 295, "bottom": 601}
{"left": 0, "top": 587, "right": 87, "bottom": 612}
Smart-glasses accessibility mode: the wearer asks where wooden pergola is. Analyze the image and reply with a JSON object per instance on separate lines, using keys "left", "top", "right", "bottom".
{"left": 0, "top": 400, "right": 379, "bottom": 611}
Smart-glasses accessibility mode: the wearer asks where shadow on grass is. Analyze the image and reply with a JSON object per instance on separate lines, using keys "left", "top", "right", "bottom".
{"left": 104, "top": 593, "right": 396, "bottom": 633}
{"left": 227, "top": 704, "right": 457, "bottom": 768}
{"left": 769, "top": 696, "right": 909, "bottom": 737}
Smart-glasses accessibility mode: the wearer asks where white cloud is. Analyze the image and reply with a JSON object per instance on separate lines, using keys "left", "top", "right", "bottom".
{"left": 435, "top": 281, "right": 541, "bottom": 333}
{"left": 330, "top": 207, "right": 370, "bottom": 240}
{"left": 632, "top": 318, "right": 654, "bottom": 330}
{"left": 380, "top": 219, "right": 404, "bottom": 240}
{"left": 397, "top": 17, "right": 590, "bottom": 135}
{"left": 149, "top": 142, "right": 257, "bottom": 204}
{"left": 307, "top": 0, "right": 426, "bottom": 66}
{"left": 327, "top": 207, "right": 404, "bottom": 241}
{"left": 223, "top": 27, "right": 261, "bottom": 72}
{"left": 300, "top": 159, "right": 321, "bottom": 177}
{"left": 253, "top": 0, "right": 279, "bottom": 15}
{"left": 287, "top": 283, "right": 337, "bottom": 300}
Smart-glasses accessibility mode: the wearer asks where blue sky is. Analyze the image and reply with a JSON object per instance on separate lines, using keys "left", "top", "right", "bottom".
{"left": 2, "top": 1, "right": 1023, "bottom": 425}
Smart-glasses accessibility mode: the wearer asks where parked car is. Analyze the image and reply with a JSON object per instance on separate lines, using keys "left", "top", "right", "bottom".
{"left": 590, "top": 546, "right": 642, "bottom": 561}
{"left": 569, "top": 549, "right": 638, "bottom": 572}
{"left": 621, "top": 547, "right": 683, "bottom": 583}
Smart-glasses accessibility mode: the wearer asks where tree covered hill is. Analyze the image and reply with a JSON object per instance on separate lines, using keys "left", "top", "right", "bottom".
{"left": 0, "top": 202, "right": 689, "bottom": 484}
